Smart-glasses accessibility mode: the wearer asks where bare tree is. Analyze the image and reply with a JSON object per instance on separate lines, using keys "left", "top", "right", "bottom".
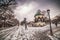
{"left": 52, "top": 15, "right": 60, "bottom": 27}
{"left": 0, "top": 0, "right": 19, "bottom": 28}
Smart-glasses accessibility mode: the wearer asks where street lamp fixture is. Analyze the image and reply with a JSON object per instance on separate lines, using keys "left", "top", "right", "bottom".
{"left": 47, "top": 9, "right": 53, "bottom": 36}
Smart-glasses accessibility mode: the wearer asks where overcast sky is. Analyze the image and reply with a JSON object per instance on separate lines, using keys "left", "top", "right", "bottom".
{"left": 14, "top": 0, "right": 60, "bottom": 22}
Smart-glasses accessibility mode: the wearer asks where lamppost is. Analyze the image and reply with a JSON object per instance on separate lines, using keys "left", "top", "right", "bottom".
{"left": 47, "top": 9, "right": 53, "bottom": 36}
{"left": 24, "top": 18, "right": 27, "bottom": 30}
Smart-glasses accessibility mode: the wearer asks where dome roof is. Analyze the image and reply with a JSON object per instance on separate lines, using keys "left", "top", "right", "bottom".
{"left": 34, "top": 9, "right": 42, "bottom": 17}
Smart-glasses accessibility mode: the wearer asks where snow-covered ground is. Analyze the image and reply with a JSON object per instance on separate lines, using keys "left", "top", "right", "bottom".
{"left": 0, "top": 24, "right": 60, "bottom": 40}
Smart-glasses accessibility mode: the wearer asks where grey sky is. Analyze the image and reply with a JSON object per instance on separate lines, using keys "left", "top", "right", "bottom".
{"left": 14, "top": 0, "right": 60, "bottom": 21}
